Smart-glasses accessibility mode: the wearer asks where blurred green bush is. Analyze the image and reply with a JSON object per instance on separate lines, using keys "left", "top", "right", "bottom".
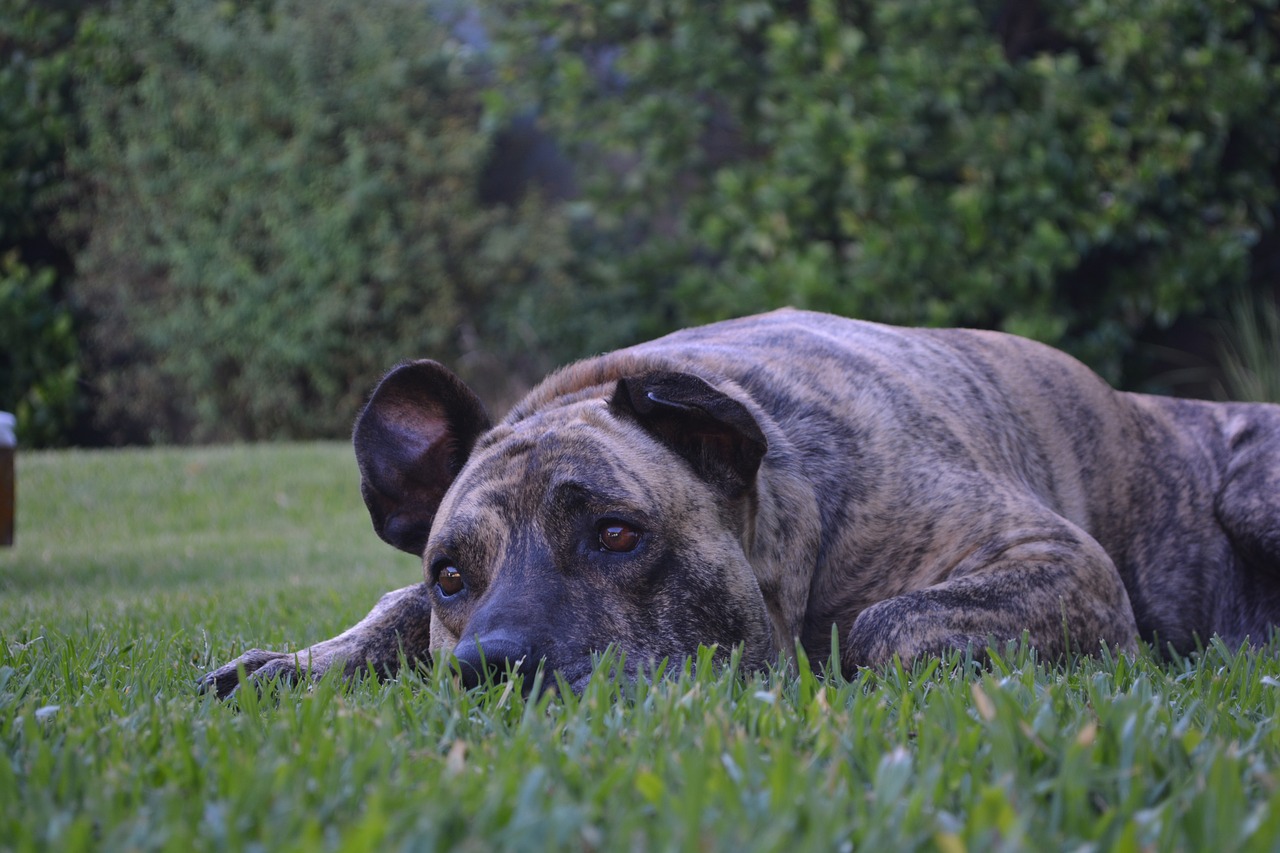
{"left": 69, "top": 0, "right": 574, "bottom": 442}
{"left": 0, "top": 253, "right": 79, "bottom": 446}
{"left": 0, "top": 0, "right": 86, "bottom": 446}
{"left": 5, "top": 0, "right": 1279, "bottom": 444}
{"left": 505, "top": 0, "right": 1280, "bottom": 386}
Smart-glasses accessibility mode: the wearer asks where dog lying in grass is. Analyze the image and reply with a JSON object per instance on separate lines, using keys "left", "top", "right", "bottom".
{"left": 202, "top": 309, "right": 1280, "bottom": 696}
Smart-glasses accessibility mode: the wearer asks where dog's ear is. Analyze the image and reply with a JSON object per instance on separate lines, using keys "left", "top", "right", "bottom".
{"left": 353, "top": 360, "right": 491, "bottom": 556}
{"left": 610, "top": 372, "right": 767, "bottom": 497}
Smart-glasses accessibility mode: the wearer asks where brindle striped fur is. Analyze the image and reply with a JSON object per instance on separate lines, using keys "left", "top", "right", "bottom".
{"left": 201, "top": 309, "right": 1280, "bottom": 697}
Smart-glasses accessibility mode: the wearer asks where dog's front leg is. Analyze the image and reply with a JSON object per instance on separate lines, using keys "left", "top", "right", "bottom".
{"left": 198, "top": 583, "right": 434, "bottom": 699}
{"left": 842, "top": 526, "right": 1140, "bottom": 673}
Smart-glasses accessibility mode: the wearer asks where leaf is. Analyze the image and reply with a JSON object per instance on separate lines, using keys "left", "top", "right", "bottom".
{"left": 634, "top": 770, "right": 664, "bottom": 805}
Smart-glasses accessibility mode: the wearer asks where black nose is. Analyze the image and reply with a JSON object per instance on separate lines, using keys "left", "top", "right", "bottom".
{"left": 451, "top": 632, "right": 535, "bottom": 689}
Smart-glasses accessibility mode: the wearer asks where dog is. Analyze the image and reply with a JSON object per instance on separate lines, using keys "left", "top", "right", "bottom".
{"left": 200, "top": 309, "right": 1280, "bottom": 697}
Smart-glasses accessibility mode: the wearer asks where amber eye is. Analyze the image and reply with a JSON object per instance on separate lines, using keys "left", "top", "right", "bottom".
{"left": 436, "top": 565, "right": 465, "bottom": 597}
{"left": 598, "top": 520, "right": 641, "bottom": 553}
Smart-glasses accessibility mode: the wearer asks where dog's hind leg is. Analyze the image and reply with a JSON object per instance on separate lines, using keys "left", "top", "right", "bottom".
{"left": 841, "top": 521, "right": 1139, "bottom": 673}
{"left": 1214, "top": 404, "right": 1280, "bottom": 637}
{"left": 1216, "top": 405, "right": 1280, "bottom": 567}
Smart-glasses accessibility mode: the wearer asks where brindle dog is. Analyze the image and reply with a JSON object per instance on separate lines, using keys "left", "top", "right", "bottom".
{"left": 201, "top": 309, "right": 1280, "bottom": 697}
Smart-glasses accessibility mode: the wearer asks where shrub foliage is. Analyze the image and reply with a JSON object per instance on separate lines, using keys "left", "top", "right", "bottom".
{"left": 507, "top": 0, "right": 1280, "bottom": 385}
{"left": 0, "top": 254, "right": 78, "bottom": 446}
{"left": 4, "top": 0, "right": 1279, "bottom": 443}
{"left": 71, "top": 0, "right": 573, "bottom": 442}
{"left": 0, "top": 0, "right": 86, "bottom": 445}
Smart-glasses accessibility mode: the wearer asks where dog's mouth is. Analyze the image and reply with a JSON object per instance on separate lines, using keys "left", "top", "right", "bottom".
{"left": 481, "top": 652, "right": 648, "bottom": 697}
{"left": 449, "top": 642, "right": 700, "bottom": 697}
{"left": 558, "top": 650, "right": 685, "bottom": 696}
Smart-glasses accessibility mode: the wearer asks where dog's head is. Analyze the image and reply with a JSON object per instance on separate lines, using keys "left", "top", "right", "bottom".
{"left": 353, "top": 360, "right": 778, "bottom": 690}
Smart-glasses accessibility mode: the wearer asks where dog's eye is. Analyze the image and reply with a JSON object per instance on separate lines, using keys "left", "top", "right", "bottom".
{"left": 598, "top": 520, "right": 641, "bottom": 553}
{"left": 436, "top": 564, "right": 465, "bottom": 597}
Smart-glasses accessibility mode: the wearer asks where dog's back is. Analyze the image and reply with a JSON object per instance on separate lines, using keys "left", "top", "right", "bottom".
{"left": 544, "top": 308, "right": 1280, "bottom": 653}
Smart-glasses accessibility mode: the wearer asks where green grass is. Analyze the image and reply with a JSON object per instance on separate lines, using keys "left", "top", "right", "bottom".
{"left": 1218, "top": 293, "right": 1280, "bottom": 404}
{"left": 4, "top": 445, "right": 1280, "bottom": 851}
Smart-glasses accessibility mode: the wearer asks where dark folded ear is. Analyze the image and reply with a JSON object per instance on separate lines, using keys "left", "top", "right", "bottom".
{"left": 609, "top": 372, "right": 767, "bottom": 497}
{"left": 353, "top": 360, "right": 491, "bottom": 556}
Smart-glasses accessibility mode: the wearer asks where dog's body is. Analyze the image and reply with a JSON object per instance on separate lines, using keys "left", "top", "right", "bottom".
{"left": 202, "top": 309, "right": 1280, "bottom": 696}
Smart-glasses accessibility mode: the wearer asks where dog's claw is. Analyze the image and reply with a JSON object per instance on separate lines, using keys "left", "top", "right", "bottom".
{"left": 198, "top": 648, "right": 298, "bottom": 700}
{"left": 196, "top": 668, "right": 242, "bottom": 701}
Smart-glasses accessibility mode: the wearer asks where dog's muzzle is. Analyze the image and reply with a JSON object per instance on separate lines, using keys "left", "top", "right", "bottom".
{"left": 450, "top": 631, "right": 536, "bottom": 690}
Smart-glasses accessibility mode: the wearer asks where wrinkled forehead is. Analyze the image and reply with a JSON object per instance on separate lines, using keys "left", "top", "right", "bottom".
{"left": 432, "top": 400, "right": 671, "bottom": 529}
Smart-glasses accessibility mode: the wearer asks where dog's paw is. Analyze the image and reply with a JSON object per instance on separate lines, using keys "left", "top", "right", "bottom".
{"left": 197, "top": 648, "right": 303, "bottom": 700}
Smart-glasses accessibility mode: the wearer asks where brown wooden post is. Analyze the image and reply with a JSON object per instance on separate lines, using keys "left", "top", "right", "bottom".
{"left": 0, "top": 412, "right": 14, "bottom": 547}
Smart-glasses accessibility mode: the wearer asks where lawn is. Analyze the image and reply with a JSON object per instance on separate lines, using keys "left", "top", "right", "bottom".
{"left": 3, "top": 444, "right": 1280, "bottom": 851}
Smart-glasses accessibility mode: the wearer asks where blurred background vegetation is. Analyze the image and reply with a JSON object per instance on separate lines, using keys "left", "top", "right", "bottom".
{"left": 2, "top": 0, "right": 1278, "bottom": 446}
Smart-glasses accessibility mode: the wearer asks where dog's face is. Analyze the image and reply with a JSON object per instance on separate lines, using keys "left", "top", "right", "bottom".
{"left": 352, "top": 361, "right": 778, "bottom": 690}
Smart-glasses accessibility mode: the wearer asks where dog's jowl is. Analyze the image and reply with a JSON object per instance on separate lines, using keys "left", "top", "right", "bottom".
{"left": 201, "top": 309, "right": 1280, "bottom": 697}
